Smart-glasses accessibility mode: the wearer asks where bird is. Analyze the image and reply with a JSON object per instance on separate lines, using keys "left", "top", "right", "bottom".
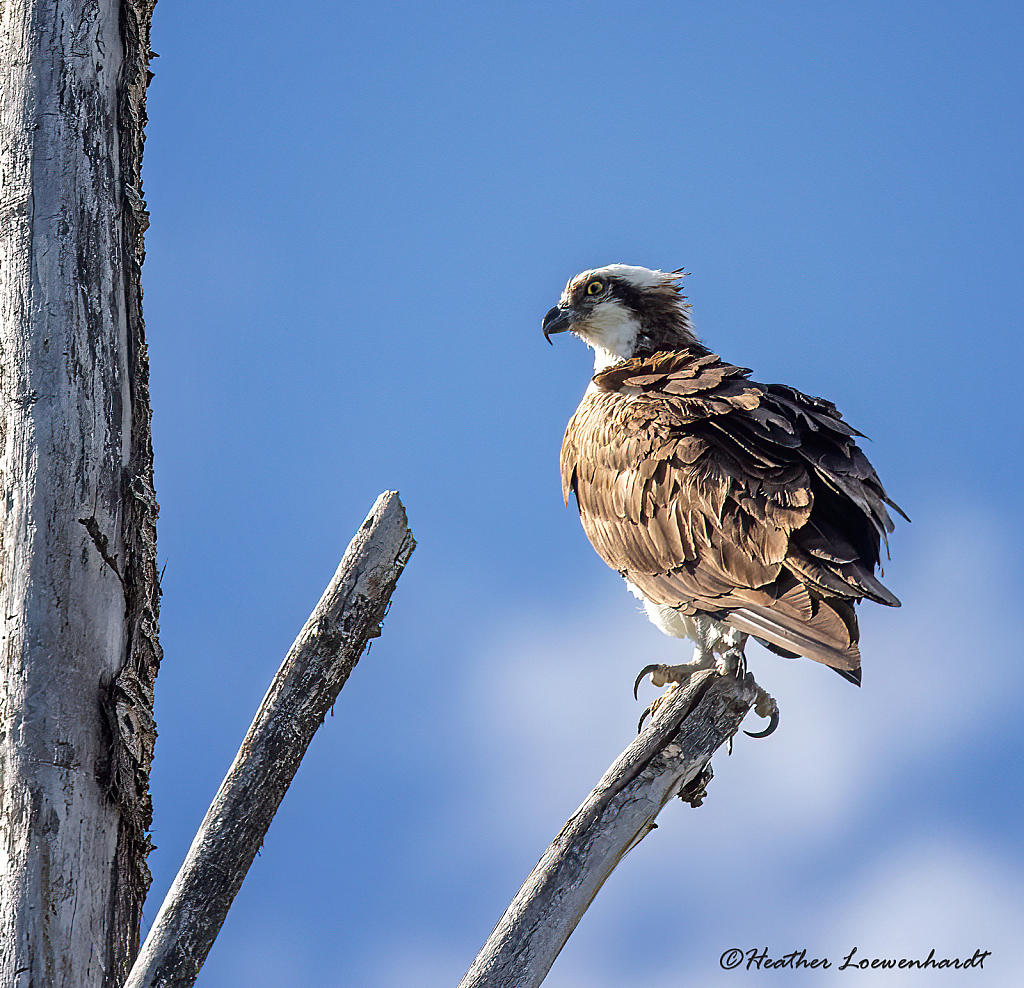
{"left": 543, "top": 264, "right": 905, "bottom": 733}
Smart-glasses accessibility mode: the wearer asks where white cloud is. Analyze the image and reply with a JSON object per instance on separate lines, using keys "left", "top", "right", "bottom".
{"left": 444, "top": 513, "right": 1023, "bottom": 986}
{"left": 817, "top": 837, "right": 1024, "bottom": 987}
{"left": 466, "top": 517, "right": 1020, "bottom": 849}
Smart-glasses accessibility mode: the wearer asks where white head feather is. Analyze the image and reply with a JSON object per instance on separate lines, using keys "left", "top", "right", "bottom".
{"left": 560, "top": 265, "right": 692, "bottom": 373}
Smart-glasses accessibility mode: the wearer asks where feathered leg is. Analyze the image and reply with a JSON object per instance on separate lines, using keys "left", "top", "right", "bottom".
{"left": 634, "top": 619, "right": 779, "bottom": 737}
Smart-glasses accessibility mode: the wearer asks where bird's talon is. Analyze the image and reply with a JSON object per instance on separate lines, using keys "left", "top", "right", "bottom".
{"left": 744, "top": 705, "right": 779, "bottom": 739}
{"left": 633, "top": 664, "right": 661, "bottom": 700}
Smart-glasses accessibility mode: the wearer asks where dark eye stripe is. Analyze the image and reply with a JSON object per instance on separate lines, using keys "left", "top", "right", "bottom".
{"left": 607, "top": 279, "right": 644, "bottom": 313}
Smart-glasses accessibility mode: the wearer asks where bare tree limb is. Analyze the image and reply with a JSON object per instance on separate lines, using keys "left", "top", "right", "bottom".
{"left": 124, "top": 491, "right": 415, "bottom": 988}
{"left": 458, "top": 669, "right": 758, "bottom": 988}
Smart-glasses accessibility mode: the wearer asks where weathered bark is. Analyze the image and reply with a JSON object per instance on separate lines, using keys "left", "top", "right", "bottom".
{"left": 124, "top": 492, "right": 416, "bottom": 988}
{"left": 458, "top": 671, "right": 757, "bottom": 988}
{"left": 0, "top": 1, "right": 159, "bottom": 986}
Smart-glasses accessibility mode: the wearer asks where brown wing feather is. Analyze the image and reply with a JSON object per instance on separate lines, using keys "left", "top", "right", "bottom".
{"left": 561, "top": 349, "right": 904, "bottom": 675}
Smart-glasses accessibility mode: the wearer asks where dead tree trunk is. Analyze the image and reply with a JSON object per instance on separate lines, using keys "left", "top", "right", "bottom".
{"left": 0, "top": 2, "right": 160, "bottom": 986}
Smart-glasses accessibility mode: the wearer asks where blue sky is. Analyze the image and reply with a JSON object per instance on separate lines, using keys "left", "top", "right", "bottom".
{"left": 141, "top": 2, "right": 1023, "bottom": 985}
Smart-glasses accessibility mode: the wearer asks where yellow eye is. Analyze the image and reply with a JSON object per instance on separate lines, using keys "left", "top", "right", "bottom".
{"left": 587, "top": 280, "right": 604, "bottom": 296}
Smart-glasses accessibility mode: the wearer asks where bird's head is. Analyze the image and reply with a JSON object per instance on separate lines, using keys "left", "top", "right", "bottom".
{"left": 542, "top": 264, "right": 699, "bottom": 371}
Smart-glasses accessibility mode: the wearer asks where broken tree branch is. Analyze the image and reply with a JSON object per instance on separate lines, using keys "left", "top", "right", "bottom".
{"left": 458, "top": 669, "right": 758, "bottom": 988}
{"left": 124, "top": 491, "right": 415, "bottom": 988}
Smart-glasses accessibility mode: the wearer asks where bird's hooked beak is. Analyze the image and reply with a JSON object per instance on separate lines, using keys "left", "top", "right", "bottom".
{"left": 542, "top": 305, "right": 575, "bottom": 345}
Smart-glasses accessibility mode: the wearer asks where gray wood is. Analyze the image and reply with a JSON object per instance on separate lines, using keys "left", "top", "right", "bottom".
{"left": 458, "top": 670, "right": 756, "bottom": 988}
{"left": 124, "top": 492, "right": 416, "bottom": 988}
{"left": 0, "top": 1, "right": 159, "bottom": 985}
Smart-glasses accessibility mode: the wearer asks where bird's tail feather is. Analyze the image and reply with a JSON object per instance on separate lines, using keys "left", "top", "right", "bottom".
{"left": 725, "top": 603, "right": 861, "bottom": 675}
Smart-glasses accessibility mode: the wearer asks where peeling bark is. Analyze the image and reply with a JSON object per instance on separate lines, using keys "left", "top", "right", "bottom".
{"left": 0, "top": 1, "right": 159, "bottom": 985}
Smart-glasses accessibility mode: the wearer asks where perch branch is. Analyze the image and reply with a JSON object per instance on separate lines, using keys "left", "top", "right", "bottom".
{"left": 458, "top": 669, "right": 758, "bottom": 988}
{"left": 124, "top": 491, "right": 415, "bottom": 988}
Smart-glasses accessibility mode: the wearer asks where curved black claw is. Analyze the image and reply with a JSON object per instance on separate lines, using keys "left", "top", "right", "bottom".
{"left": 633, "top": 664, "right": 661, "bottom": 700}
{"left": 637, "top": 707, "right": 652, "bottom": 733}
{"left": 744, "top": 706, "right": 780, "bottom": 739}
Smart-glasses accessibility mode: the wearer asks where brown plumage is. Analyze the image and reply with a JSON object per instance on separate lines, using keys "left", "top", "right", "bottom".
{"left": 546, "top": 265, "right": 905, "bottom": 684}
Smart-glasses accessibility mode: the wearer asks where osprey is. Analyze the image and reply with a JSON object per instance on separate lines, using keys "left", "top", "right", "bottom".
{"left": 544, "top": 265, "right": 904, "bottom": 729}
